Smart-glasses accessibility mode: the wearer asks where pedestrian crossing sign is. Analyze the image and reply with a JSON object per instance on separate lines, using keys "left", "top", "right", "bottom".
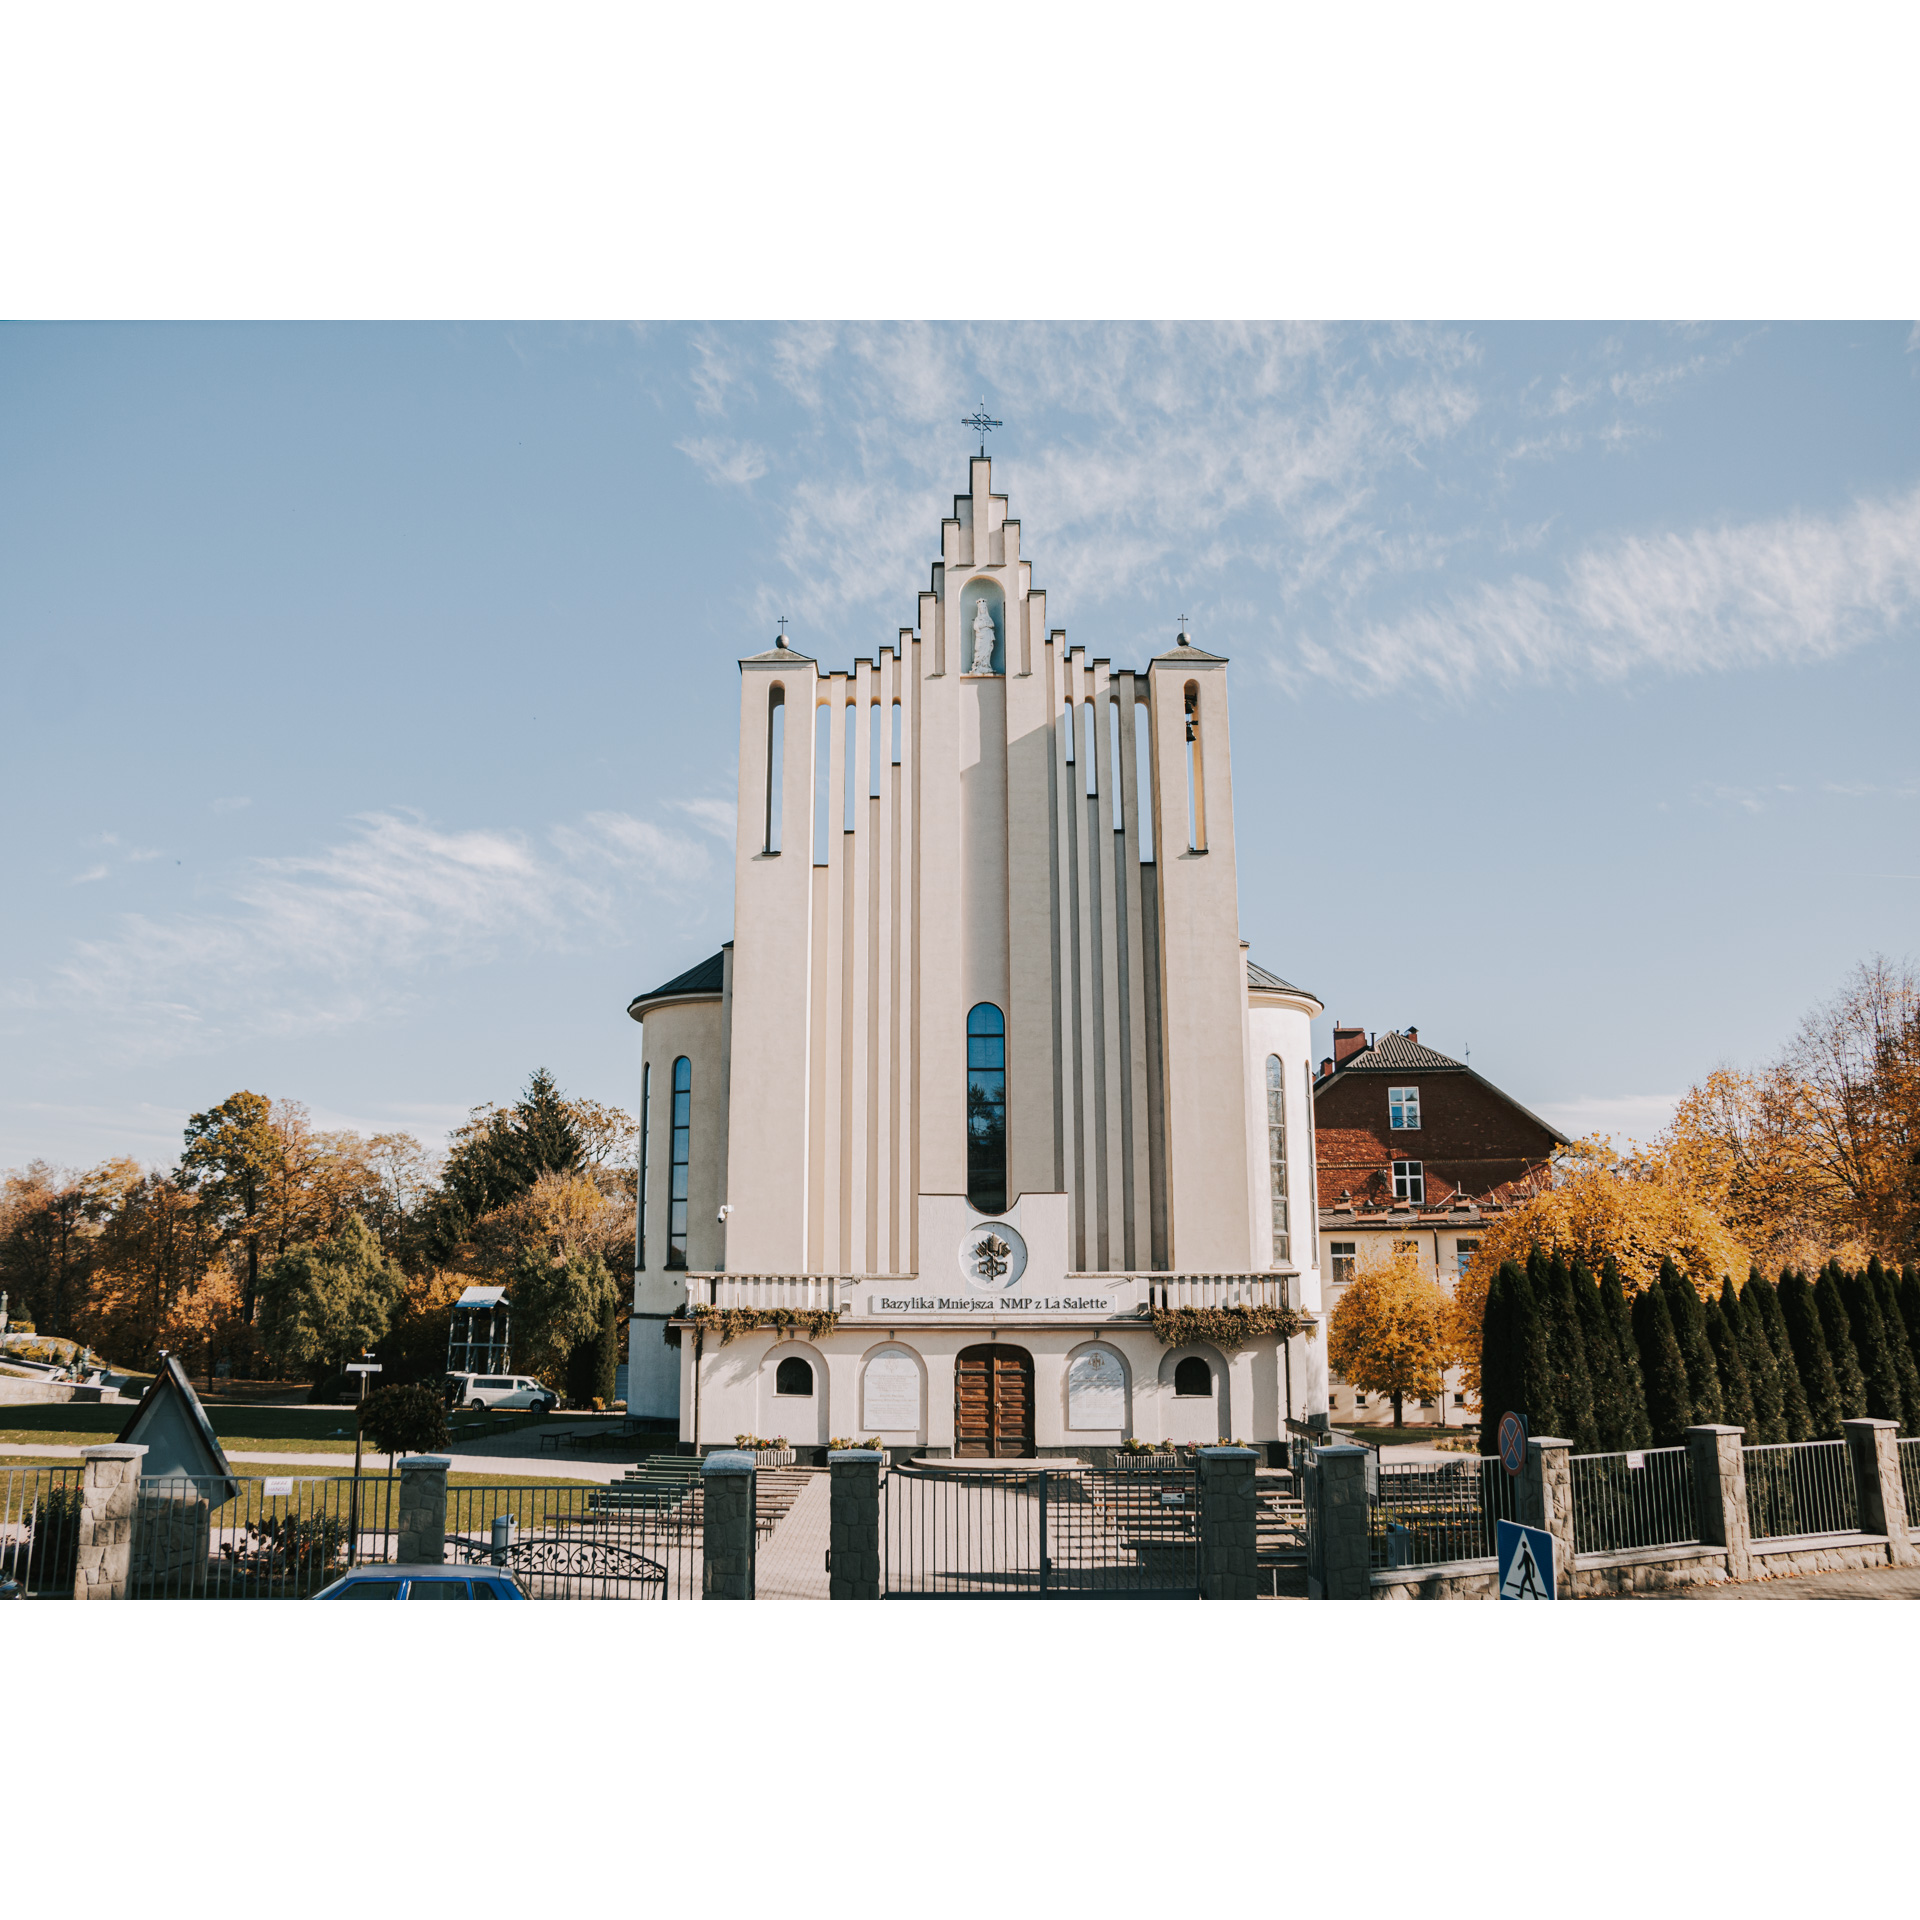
{"left": 1496, "top": 1518, "right": 1556, "bottom": 1601}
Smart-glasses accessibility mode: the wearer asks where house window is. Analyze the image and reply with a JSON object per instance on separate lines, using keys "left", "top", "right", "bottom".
{"left": 1453, "top": 1392, "right": 1467, "bottom": 1406}
{"left": 1456, "top": 1239, "right": 1479, "bottom": 1277}
{"left": 1330, "top": 1241, "right": 1356, "bottom": 1286}
{"left": 1265, "top": 1054, "right": 1290, "bottom": 1265}
{"left": 1173, "top": 1356, "right": 1213, "bottom": 1398}
{"left": 668, "top": 1056, "right": 692, "bottom": 1268}
{"left": 1389, "top": 1086, "right": 1421, "bottom": 1130}
{"left": 1394, "top": 1238, "right": 1419, "bottom": 1257}
{"left": 966, "top": 1003, "right": 1007, "bottom": 1214}
{"left": 763, "top": 685, "right": 785, "bottom": 853}
{"left": 637, "top": 1060, "right": 651, "bottom": 1271}
{"left": 775, "top": 1355, "right": 813, "bottom": 1397}
{"left": 1392, "top": 1160, "right": 1424, "bottom": 1204}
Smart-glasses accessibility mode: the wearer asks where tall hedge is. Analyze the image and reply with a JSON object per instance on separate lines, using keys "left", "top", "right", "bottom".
{"left": 1866, "top": 1258, "right": 1920, "bottom": 1432}
{"left": 1727, "top": 1275, "right": 1786, "bottom": 1445}
{"left": 1599, "top": 1258, "right": 1653, "bottom": 1449}
{"left": 1631, "top": 1284, "right": 1693, "bottom": 1446}
{"left": 1745, "top": 1271, "right": 1813, "bottom": 1442}
{"left": 1839, "top": 1264, "right": 1906, "bottom": 1428}
{"left": 1777, "top": 1269, "right": 1844, "bottom": 1439}
{"left": 1660, "top": 1259, "right": 1724, "bottom": 1427}
{"left": 1896, "top": 1266, "right": 1920, "bottom": 1362}
{"left": 1479, "top": 1259, "right": 1554, "bottom": 1454}
{"left": 1542, "top": 1253, "right": 1600, "bottom": 1452}
{"left": 1814, "top": 1262, "right": 1868, "bottom": 1419}
{"left": 1572, "top": 1258, "right": 1635, "bottom": 1450}
{"left": 1702, "top": 1292, "right": 1754, "bottom": 1437}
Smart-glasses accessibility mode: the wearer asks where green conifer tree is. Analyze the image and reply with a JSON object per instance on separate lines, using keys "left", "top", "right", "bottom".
{"left": 1477, "top": 1260, "right": 1530, "bottom": 1456}
{"left": 1701, "top": 1292, "right": 1753, "bottom": 1437}
{"left": 1745, "top": 1271, "right": 1812, "bottom": 1441}
{"left": 1520, "top": 1249, "right": 1561, "bottom": 1439}
{"left": 1838, "top": 1263, "right": 1905, "bottom": 1427}
{"left": 1573, "top": 1259, "right": 1629, "bottom": 1450}
{"left": 1777, "top": 1269, "right": 1844, "bottom": 1438}
{"left": 1599, "top": 1258, "right": 1653, "bottom": 1448}
{"left": 1866, "top": 1258, "right": 1920, "bottom": 1432}
{"left": 1631, "top": 1285, "right": 1693, "bottom": 1446}
{"left": 1728, "top": 1275, "right": 1786, "bottom": 1445}
{"left": 1660, "top": 1258, "right": 1723, "bottom": 1427}
{"left": 1896, "top": 1266, "right": 1920, "bottom": 1363}
{"left": 1542, "top": 1252, "right": 1600, "bottom": 1451}
{"left": 1814, "top": 1262, "right": 1867, "bottom": 1418}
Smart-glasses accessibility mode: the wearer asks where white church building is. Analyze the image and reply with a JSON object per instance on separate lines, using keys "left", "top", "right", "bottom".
{"left": 627, "top": 455, "right": 1328, "bottom": 1459}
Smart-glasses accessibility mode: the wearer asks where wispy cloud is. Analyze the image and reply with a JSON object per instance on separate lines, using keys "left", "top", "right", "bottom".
{"left": 1537, "top": 1092, "right": 1684, "bottom": 1151}
{"left": 211, "top": 795, "right": 251, "bottom": 813}
{"left": 670, "top": 797, "right": 738, "bottom": 842}
{"left": 1284, "top": 484, "right": 1920, "bottom": 698}
{"left": 68, "top": 864, "right": 109, "bottom": 885}
{"left": 675, "top": 435, "right": 769, "bottom": 488}
{"left": 16, "top": 808, "right": 715, "bottom": 1061}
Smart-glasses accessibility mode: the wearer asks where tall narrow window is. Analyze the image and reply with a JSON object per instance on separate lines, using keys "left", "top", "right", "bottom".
{"left": 1392, "top": 1159, "right": 1424, "bottom": 1205}
{"left": 637, "top": 1061, "right": 651, "bottom": 1271}
{"left": 869, "top": 702, "right": 881, "bottom": 797}
{"left": 1266, "top": 1055, "right": 1290, "bottom": 1265}
{"left": 813, "top": 703, "right": 832, "bottom": 864}
{"left": 1184, "top": 681, "right": 1206, "bottom": 850}
{"left": 763, "top": 687, "right": 785, "bottom": 854}
{"left": 1135, "top": 702, "right": 1154, "bottom": 862}
{"left": 668, "top": 1055, "right": 692, "bottom": 1268}
{"left": 843, "top": 701, "right": 857, "bottom": 831}
{"left": 1110, "top": 699, "right": 1123, "bottom": 829}
{"left": 1389, "top": 1086, "right": 1421, "bottom": 1130}
{"left": 966, "top": 1003, "right": 1007, "bottom": 1215}
{"left": 1059, "top": 703, "right": 1073, "bottom": 765}
{"left": 1081, "top": 703, "right": 1097, "bottom": 799}
{"left": 891, "top": 699, "right": 902, "bottom": 764}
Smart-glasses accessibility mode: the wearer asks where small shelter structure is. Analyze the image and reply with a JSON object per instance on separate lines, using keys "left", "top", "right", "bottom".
{"left": 116, "top": 1354, "right": 238, "bottom": 1499}
{"left": 448, "top": 1285, "right": 511, "bottom": 1377}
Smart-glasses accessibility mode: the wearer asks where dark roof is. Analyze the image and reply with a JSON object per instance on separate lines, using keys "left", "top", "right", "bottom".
{"left": 1247, "top": 957, "right": 1317, "bottom": 999}
{"left": 740, "top": 642, "right": 816, "bottom": 665}
{"left": 1333, "top": 1031, "right": 1465, "bottom": 1071}
{"left": 627, "top": 951, "right": 726, "bottom": 1020}
{"left": 117, "top": 1355, "right": 238, "bottom": 1499}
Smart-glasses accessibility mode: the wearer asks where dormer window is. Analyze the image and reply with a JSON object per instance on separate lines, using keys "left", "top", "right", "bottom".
{"left": 1392, "top": 1160, "right": 1425, "bottom": 1204}
{"left": 1389, "top": 1086, "right": 1420, "bottom": 1130}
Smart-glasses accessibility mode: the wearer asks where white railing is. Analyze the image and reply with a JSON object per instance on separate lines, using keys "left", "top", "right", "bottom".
{"left": 1149, "top": 1276, "right": 1291, "bottom": 1311}
{"left": 696, "top": 1275, "right": 845, "bottom": 1311}
{"left": 681, "top": 1273, "right": 1293, "bottom": 1315}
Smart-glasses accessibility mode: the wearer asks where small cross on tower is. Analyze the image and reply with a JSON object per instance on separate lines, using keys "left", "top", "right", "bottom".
{"left": 961, "top": 397, "right": 1002, "bottom": 457}
{"left": 775, "top": 614, "right": 790, "bottom": 649}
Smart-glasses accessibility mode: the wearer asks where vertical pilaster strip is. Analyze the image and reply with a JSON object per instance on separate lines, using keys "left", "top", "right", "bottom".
{"left": 872, "top": 648, "right": 894, "bottom": 1276}
{"left": 1092, "top": 663, "right": 1128, "bottom": 1272}
{"left": 847, "top": 659, "right": 873, "bottom": 1274}
{"left": 1116, "top": 673, "right": 1154, "bottom": 1272}
{"left": 819, "top": 673, "right": 848, "bottom": 1271}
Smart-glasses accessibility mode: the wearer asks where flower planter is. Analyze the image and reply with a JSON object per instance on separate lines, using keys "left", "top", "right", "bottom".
{"left": 751, "top": 1449, "right": 796, "bottom": 1468}
{"left": 1116, "top": 1452, "right": 1181, "bottom": 1469}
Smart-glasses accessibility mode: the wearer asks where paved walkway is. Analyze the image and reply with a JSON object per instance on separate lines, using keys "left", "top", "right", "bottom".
{"left": 1623, "top": 1564, "right": 1920, "bottom": 1600}
{"left": 755, "top": 1470, "right": 830, "bottom": 1600}
{"left": 0, "top": 1441, "right": 624, "bottom": 1483}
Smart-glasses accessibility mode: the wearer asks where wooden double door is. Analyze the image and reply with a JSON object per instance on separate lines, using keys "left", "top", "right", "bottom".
{"left": 954, "top": 1344, "right": 1035, "bottom": 1458}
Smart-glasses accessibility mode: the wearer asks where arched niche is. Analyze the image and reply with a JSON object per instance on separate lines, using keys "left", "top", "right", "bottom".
{"left": 757, "top": 1340, "right": 830, "bottom": 1445}
{"left": 860, "top": 1341, "right": 927, "bottom": 1441}
{"left": 958, "top": 576, "right": 1005, "bottom": 676}
{"left": 1157, "top": 1342, "right": 1230, "bottom": 1443}
{"left": 1064, "top": 1342, "right": 1130, "bottom": 1434}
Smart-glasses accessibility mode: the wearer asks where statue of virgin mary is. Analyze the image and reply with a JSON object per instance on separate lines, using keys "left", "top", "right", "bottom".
{"left": 968, "top": 597, "right": 997, "bottom": 674}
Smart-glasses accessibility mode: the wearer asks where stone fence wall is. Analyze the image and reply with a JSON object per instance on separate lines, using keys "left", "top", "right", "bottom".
{"left": 1352, "top": 1417, "right": 1915, "bottom": 1600}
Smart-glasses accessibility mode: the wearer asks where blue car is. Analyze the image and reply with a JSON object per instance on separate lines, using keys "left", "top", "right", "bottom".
{"left": 314, "top": 1563, "right": 528, "bottom": 1599}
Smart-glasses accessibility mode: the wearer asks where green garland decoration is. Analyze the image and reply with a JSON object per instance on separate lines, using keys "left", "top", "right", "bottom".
{"left": 1149, "top": 1305, "right": 1309, "bottom": 1353}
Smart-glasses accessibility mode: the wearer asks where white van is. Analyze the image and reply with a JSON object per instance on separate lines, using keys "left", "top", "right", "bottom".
{"left": 454, "top": 1373, "right": 558, "bottom": 1413}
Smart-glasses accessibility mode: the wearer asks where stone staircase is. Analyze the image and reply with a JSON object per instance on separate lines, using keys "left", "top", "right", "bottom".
{"left": 592, "top": 1456, "right": 819, "bottom": 1536}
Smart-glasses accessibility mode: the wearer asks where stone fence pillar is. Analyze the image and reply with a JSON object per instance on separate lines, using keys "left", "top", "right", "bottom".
{"left": 829, "top": 1451, "right": 883, "bottom": 1599}
{"left": 702, "top": 1450, "right": 756, "bottom": 1599}
{"left": 1843, "top": 1417, "right": 1916, "bottom": 1567}
{"left": 1520, "top": 1438, "right": 1575, "bottom": 1576}
{"left": 1197, "top": 1447, "right": 1260, "bottom": 1600}
{"left": 74, "top": 1443, "right": 146, "bottom": 1600}
{"left": 1685, "top": 1425, "right": 1750, "bottom": 1582}
{"left": 396, "top": 1455, "right": 450, "bottom": 1565}
{"left": 1314, "top": 1445, "right": 1372, "bottom": 1600}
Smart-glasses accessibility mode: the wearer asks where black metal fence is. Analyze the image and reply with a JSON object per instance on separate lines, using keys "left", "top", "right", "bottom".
{"left": 2, "top": 1467, "right": 84, "bottom": 1597}
{"left": 129, "top": 1473, "right": 397, "bottom": 1599}
{"left": 883, "top": 1463, "right": 1201, "bottom": 1598}
{"left": 1369, "top": 1456, "right": 1515, "bottom": 1570}
{"left": 1743, "top": 1440, "right": 1859, "bottom": 1540}
{"left": 445, "top": 1481, "right": 699, "bottom": 1598}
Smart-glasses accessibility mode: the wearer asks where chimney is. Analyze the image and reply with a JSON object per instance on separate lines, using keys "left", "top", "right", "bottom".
{"left": 1333, "top": 1025, "right": 1366, "bottom": 1066}
{"left": 1406, "top": 1025, "right": 1418, "bottom": 1045}
{"left": 1319, "top": 1057, "right": 1333, "bottom": 1080}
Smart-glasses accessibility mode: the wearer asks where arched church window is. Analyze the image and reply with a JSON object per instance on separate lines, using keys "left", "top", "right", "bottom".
{"left": 764, "top": 685, "right": 784, "bottom": 854}
{"left": 668, "top": 1056, "right": 691, "bottom": 1269}
{"left": 966, "top": 1003, "right": 1007, "bottom": 1215}
{"left": 1174, "top": 1356, "right": 1213, "bottom": 1398}
{"left": 1267, "top": 1054, "right": 1290, "bottom": 1265}
{"left": 775, "top": 1355, "right": 813, "bottom": 1397}
{"left": 637, "top": 1061, "right": 651, "bottom": 1271}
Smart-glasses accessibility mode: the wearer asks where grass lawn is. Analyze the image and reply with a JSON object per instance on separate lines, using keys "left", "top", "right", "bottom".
{"left": 0, "top": 1401, "right": 603, "bottom": 1452}
{"left": 1331, "top": 1425, "right": 1483, "bottom": 1450}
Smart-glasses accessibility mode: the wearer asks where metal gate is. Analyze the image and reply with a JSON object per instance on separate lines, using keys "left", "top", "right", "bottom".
{"left": 882, "top": 1462, "right": 1201, "bottom": 1598}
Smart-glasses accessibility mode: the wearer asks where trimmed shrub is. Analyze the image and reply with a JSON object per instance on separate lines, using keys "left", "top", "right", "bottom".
{"left": 1702, "top": 1292, "right": 1753, "bottom": 1437}
{"left": 1477, "top": 1261, "right": 1542, "bottom": 1455}
{"left": 1631, "top": 1285, "right": 1693, "bottom": 1447}
{"left": 1814, "top": 1263, "right": 1867, "bottom": 1419}
{"left": 1778, "top": 1269, "right": 1844, "bottom": 1439}
{"left": 1838, "top": 1264, "right": 1905, "bottom": 1428}
{"left": 1729, "top": 1274, "right": 1786, "bottom": 1445}
{"left": 1542, "top": 1253, "right": 1599, "bottom": 1452}
{"left": 1866, "top": 1258, "right": 1920, "bottom": 1433}
{"left": 1660, "top": 1259, "right": 1723, "bottom": 1427}
{"left": 1745, "top": 1271, "right": 1812, "bottom": 1442}
{"left": 1598, "top": 1258, "right": 1652, "bottom": 1449}
{"left": 358, "top": 1381, "right": 451, "bottom": 1458}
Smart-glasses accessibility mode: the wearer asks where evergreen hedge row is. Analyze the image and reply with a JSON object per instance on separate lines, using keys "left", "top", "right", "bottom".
{"left": 1477, "top": 1257, "right": 1920, "bottom": 1451}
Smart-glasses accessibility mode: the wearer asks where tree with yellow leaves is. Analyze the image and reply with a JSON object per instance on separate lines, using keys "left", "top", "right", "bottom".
{"left": 1326, "top": 1245, "right": 1458, "bottom": 1427}
{"left": 1446, "top": 1138, "right": 1749, "bottom": 1393}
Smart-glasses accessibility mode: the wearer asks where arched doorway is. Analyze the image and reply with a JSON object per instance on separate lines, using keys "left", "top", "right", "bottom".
{"left": 955, "top": 1344, "right": 1035, "bottom": 1458}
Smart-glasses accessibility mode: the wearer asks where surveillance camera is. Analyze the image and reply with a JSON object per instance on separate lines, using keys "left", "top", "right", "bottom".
{"left": 717, "top": 1204, "right": 733, "bottom": 1223}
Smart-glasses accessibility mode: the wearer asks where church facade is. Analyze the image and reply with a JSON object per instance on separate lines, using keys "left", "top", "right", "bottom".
{"left": 626, "top": 457, "right": 1328, "bottom": 1457}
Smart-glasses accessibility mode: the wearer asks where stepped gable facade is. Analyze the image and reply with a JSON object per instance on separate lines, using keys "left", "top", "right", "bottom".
{"left": 624, "top": 456, "right": 1327, "bottom": 1457}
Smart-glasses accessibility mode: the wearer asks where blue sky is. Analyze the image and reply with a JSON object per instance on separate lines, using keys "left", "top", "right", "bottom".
{"left": 5, "top": 321, "right": 1919, "bottom": 1171}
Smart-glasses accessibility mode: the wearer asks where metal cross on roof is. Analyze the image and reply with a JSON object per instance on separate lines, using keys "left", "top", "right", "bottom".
{"left": 962, "top": 398, "right": 1002, "bottom": 456}
{"left": 776, "top": 615, "right": 790, "bottom": 638}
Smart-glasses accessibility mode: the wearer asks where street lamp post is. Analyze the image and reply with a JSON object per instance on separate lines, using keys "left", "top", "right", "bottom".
{"left": 345, "top": 1354, "right": 382, "bottom": 1565}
